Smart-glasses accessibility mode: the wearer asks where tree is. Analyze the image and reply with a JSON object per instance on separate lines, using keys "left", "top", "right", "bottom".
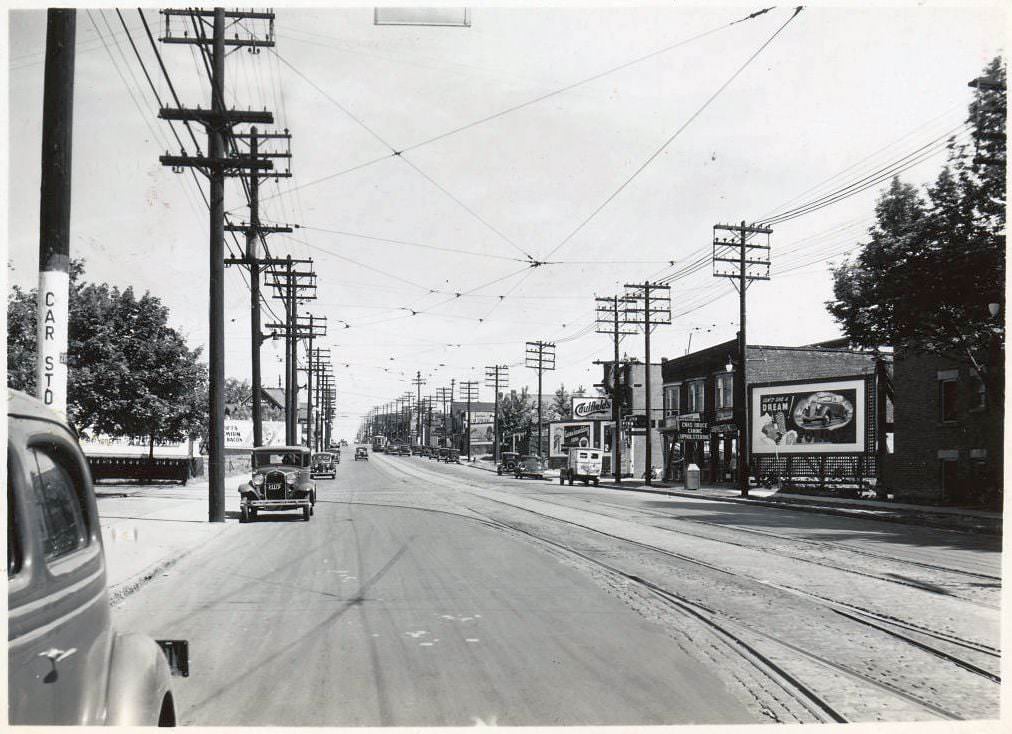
{"left": 549, "top": 384, "right": 571, "bottom": 421}
{"left": 827, "top": 57, "right": 1005, "bottom": 388}
{"left": 7, "top": 261, "right": 208, "bottom": 453}
{"left": 499, "top": 388, "right": 534, "bottom": 451}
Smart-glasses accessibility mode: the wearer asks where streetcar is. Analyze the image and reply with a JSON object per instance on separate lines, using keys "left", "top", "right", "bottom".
{"left": 371, "top": 435, "right": 388, "bottom": 453}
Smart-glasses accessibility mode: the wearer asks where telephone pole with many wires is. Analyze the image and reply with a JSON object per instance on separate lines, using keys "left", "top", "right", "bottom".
{"left": 223, "top": 126, "right": 293, "bottom": 448}
{"left": 484, "top": 365, "right": 509, "bottom": 464}
{"left": 436, "top": 387, "right": 453, "bottom": 446}
{"left": 622, "top": 282, "right": 671, "bottom": 486}
{"left": 459, "top": 380, "right": 479, "bottom": 460}
{"left": 596, "top": 296, "right": 638, "bottom": 481}
{"left": 411, "top": 371, "right": 426, "bottom": 445}
{"left": 713, "top": 221, "right": 773, "bottom": 497}
{"left": 156, "top": 7, "right": 276, "bottom": 523}
{"left": 525, "top": 341, "right": 556, "bottom": 458}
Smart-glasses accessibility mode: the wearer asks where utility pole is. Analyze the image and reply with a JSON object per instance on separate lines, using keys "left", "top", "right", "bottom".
{"left": 223, "top": 126, "right": 293, "bottom": 447}
{"left": 623, "top": 282, "right": 672, "bottom": 486}
{"left": 265, "top": 259, "right": 317, "bottom": 444}
{"left": 449, "top": 378, "right": 456, "bottom": 449}
{"left": 411, "top": 371, "right": 426, "bottom": 445}
{"left": 525, "top": 341, "right": 556, "bottom": 458}
{"left": 426, "top": 394, "right": 437, "bottom": 446}
{"left": 36, "top": 9, "right": 76, "bottom": 416}
{"left": 157, "top": 7, "right": 275, "bottom": 522}
{"left": 267, "top": 309, "right": 324, "bottom": 444}
{"left": 436, "top": 387, "right": 452, "bottom": 446}
{"left": 460, "top": 380, "right": 479, "bottom": 460}
{"left": 713, "top": 221, "right": 772, "bottom": 497}
{"left": 596, "top": 296, "right": 638, "bottom": 481}
{"left": 484, "top": 365, "right": 509, "bottom": 464}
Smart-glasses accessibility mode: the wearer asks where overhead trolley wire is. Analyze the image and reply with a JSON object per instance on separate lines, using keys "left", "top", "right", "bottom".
{"left": 541, "top": 6, "right": 805, "bottom": 262}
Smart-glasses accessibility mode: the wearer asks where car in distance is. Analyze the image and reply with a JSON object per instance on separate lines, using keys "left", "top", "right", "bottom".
{"left": 396, "top": 444, "right": 411, "bottom": 456}
{"left": 7, "top": 390, "right": 183, "bottom": 725}
{"left": 441, "top": 448, "right": 461, "bottom": 464}
{"left": 240, "top": 446, "right": 316, "bottom": 522}
{"left": 310, "top": 451, "right": 337, "bottom": 479}
{"left": 514, "top": 455, "right": 547, "bottom": 479}
{"left": 496, "top": 451, "right": 521, "bottom": 476}
{"left": 354, "top": 447, "right": 369, "bottom": 461}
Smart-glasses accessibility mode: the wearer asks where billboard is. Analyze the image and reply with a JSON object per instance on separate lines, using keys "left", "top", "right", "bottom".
{"left": 572, "top": 396, "right": 612, "bottom": 420}
{"left": 79, "top": 434, "right": 190, "bottom": 458}
{"left": 465, "top": 411, "right": 495, "bottom": 426}
{"left": 751, "top": 378, "right": 866, "bottom": 454}
{"left": 224, "top": 420, "right": 288, "bottom": 450}
{"left": 549, "top": 421, "right": 594, "bottom": 458}
{"left": 468, "top": 422, "right": 495, "bottom": 445}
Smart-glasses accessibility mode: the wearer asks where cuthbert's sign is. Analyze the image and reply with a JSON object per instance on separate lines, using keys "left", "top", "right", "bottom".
{"left": 572, "top": 396, "right": 612, "bottom": 419}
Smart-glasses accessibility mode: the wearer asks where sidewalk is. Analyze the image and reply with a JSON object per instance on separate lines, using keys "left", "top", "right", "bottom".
{"left": 96, "top": 475, "right": 246, "bottom": 603}
{"left": 465, "top": 461, "right": 1002, "bottom": 535}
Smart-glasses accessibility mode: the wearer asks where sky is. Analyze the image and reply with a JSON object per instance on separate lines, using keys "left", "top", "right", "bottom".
{"left": 6, "top": 2, "right": 1007, "bottom": 442}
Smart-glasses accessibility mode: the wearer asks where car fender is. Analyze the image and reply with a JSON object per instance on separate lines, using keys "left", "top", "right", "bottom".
{"left": 104, "top": 633, "right": 174, "bottom": 726}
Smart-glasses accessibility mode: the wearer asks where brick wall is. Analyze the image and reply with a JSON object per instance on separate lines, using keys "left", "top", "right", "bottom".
{"left": 881, "top": 349, "right": 1003, "bottom": 504}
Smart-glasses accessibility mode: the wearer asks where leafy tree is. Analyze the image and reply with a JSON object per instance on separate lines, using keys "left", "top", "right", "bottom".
{"left": 549, "top": 384, "right": 571, "bottom": 420}
{"left": 7, "top": 261, "right": 208, "bottom": 454}
{"left": 827, "top": 57, "right": 1005, "bottom": 392}
{"left": 498, "top": 388, "right": 534, "bottom": 451}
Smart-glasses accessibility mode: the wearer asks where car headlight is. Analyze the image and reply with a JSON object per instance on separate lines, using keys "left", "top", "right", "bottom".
{"left": 252, "top": 473, "right": 265, "bottom": 487}
{"left": 286, "top": 473, "right": 296, "bottom": 486}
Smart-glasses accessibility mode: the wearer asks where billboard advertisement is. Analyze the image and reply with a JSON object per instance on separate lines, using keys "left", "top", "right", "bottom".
{"left": 468, "top": 422, "right": 495, "bottom": 446}
{"left": 572, "top": 396, "right": 612, "bottom": 420}
{"left": 224, "top": 419, "right": 288, "bottom": 450}
{"left": 549, "top": 421, "right": 594, "bottom": 458}
{"left": 465, "top": 411, "right": 495, "bottom": 426}
{"left": 79, "top": 434, "right": 191, "bottom": 458}
{"left": 751, "top": 378, "right": 866, "bottom": 454}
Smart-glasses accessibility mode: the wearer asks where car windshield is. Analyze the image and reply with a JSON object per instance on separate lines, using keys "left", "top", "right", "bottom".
{"left": 254, "top": 451, "right": 305, "bottom": 468}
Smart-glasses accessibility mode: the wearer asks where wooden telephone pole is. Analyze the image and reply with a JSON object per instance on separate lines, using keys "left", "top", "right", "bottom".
{"left": 525, "top": 341, "right": 556, "bottom": 458}
{"left": 484, "top": 365, "right": 509, "bottom": 464}
{"left": 459, "top": 380, "right": 479, "bottom": 460}
{"left": 713, "top": 221, "right": 773, "bottom": 497}
{"left": 156, "top": 7, "right": 276, "bottom": 522}
{"left": 596, "top": 296, "right": 638, "bottom": 481}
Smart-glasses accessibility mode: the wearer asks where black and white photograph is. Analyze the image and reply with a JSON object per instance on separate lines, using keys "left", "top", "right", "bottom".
{"left": 5, "top": 1, "right": 1007, "bottom": 729}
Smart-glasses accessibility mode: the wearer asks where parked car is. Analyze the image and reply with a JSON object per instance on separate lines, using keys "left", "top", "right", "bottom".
{"left": 559, "top": 447, "right": 602, "bottom": 486}
{"left": 310, "top": 451, "right": 337, "bottom": 479}
{"left": 354, "top": 447, "right": 368, "bottom": 461}
{"left": 396, "top": 444, "right": 411, "bottom": 456}
{"left": 428, "top": 447, "right": 440, "bottom": 460}
{"left": 496, "top": 452, "right": 521, "bottom": 475}
{"left": 514, "top": 455, "right": 547, "bottom": 479}
{"left": 7, "top": 390, "right": 184, "bottom": 725}
{"left": 441, "top": 448, "right": 461, "bottom": 464}
{"left": 240, "top": 446, "right": 316, "bottom": 522}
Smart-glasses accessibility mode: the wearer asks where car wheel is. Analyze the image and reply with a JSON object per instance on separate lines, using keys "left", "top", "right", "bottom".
{"left": 240, "top": 505, "right": 249, "bottom": 523}
{"left": 593, "top": 478, "right": 600, "bottom": 486}
{"left": 569, "top": 476, "right": 574, "bottom": 486}
{"left": 303, "top": 506, "right": 311, "bottom": 521}
{"left": 249, "top": 508, "right": 258, "bottom": 522}
{"left": 559, "top": 474, "right": 565, "bottom": 486}
{"left": 497, "top": 468, "right": 502, "bottom": 475}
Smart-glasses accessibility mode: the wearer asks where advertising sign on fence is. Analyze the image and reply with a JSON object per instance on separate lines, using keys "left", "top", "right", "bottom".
{"left": 549, "top": 421, "right": 594, "bottom": 458}
{"left": 572, "top": 396, "right": 612, "bottom": 420}
{"left": 751, "top": 378, "right": 866, "bottom": 454}
{"left": 79, "top": 434, "right": 191, "bottom": 458}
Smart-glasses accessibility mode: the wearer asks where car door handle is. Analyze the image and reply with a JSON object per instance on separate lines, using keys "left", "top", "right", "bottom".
{"left": 38, "top": 648, "right": 77, "bottom": 663}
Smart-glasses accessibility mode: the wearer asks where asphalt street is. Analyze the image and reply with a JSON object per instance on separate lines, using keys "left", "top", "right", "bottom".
{"left": 111, "top": 451, "right": 1002, "bottom": 725}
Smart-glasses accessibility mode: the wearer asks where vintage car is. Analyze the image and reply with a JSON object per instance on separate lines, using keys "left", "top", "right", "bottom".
{"left": 7, "top": 390, "right": 184, "bottom": 725}
{"left": 354, "top": 447, "right": 368, "bottom": 461}
{"left": 560, "top": 447, "right": 603, "bottom": 486}
{"left": 240, "top": 446, "right": 316, "bottom": 522}
{"left": 427, "top": 447, "right": 440, "bottom": 460}
{"left": 310, "top": 451, "right": 337, "bottom": 479}
{"left": 496, "top": 452, "right": 521, "bottom": 475}
{"left": 514, "top": 455, "right": 547, "bottom": 479}
{"left": 410, "top": 444, "right": 425, "bottom": 456}
{"left": 438, "top": 448, "right": 460, "bottom": 464}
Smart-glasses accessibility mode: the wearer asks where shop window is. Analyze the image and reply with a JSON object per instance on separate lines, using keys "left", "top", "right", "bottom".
{"left": 939, "top": 378, "right": 958, "bottom": 422}
{"left": 715, "top": 373, "right": 734, "bottom": 409}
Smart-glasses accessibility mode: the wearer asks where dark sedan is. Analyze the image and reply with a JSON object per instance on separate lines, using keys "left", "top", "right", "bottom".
{"left": 514, "top": 455, "right": 547, "bottom": 479}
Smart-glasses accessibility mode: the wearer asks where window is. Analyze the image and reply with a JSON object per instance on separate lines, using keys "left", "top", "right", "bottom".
{"left": 970, "top": 369, "right": 987, "bottom": 411}
{"left": 939, "top": 378, "right": 958, "bottom": 422}
{"left": 715, "top": 373, "right": 734, "bottom": 410}
{"left": 686, "top": 381, "right": 705, "bottom": 413}
{"left": 663, "top": 385, "right": 680, "bottom": 417}
{"left": 8, "top": 473, "right": 21, "bottom": 578}
{"left": 28, "top": 448, "right": 88, "bottom": 561}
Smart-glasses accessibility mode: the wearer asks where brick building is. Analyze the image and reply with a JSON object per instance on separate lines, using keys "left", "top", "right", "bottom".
{"left": 881, "top": 347, "right": 1003, "bottom": 505}
{"left": 659, "top": 339, "right": 889, "bottom": 485}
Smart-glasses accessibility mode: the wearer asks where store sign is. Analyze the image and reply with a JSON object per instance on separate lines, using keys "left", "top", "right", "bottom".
{"left": 678, "top": 419, "right": 710, "bottom": 440}
{"left": 549, "top": 421, "right": 594, "bottom": 458}
{"left": 572, "top": 396, "right": 612, "bottom": 419}
{"left": 751, "top": 378, "right": 866, "bottom": 454}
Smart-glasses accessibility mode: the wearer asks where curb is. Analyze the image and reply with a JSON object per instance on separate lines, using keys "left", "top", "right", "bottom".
{"left": 597, "top": 482, "right": 1001, "bottom": 536}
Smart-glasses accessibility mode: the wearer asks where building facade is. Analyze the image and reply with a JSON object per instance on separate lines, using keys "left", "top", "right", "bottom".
{"left": 598, "top": 360, "right": 664, "bottom": 478}
{"left": 660, "top": 340, "right": 887, "bottom": 485}
{"left": 881, "top": 347, "right": 1003, "bottom": 506}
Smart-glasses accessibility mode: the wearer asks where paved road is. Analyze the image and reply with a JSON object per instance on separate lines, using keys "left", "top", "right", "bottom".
{"left": 112, "top": 451, "right": 1001, "bottom": 724}
{"left": 110, "top": 455, "right": 758, "bottom": 726}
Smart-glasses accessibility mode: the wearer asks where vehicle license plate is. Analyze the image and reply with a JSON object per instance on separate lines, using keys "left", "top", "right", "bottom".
{"left": 268, "top": 482, "right": 282, "bottom": 491}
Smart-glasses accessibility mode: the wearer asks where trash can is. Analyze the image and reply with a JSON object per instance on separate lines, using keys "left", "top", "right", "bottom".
{"left": 685, "top": 463, "right": 700, "bottom": 491}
